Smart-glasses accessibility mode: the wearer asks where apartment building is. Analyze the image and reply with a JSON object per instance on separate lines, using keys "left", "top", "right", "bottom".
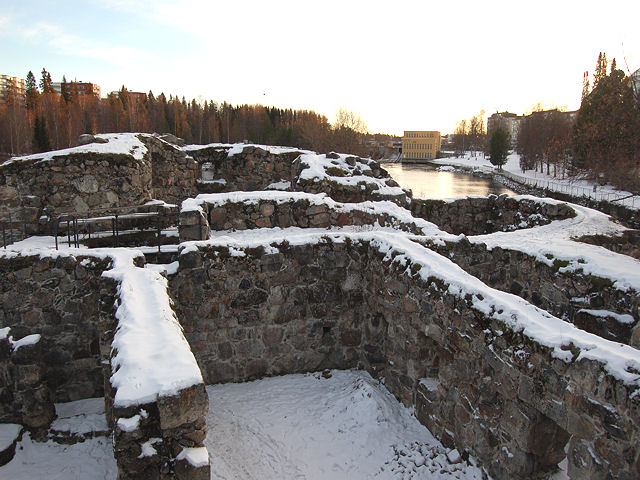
{"left": 401, "top": 131, "right": 441, "bottom": 162}
{"left": 487, "top": 112, "right": 521, "bottom": 147}
{"left": 0, "top": 74, "right": 26, "bottom": 104}
{"left": 52, "top": 81, "right": 101, "bottom": 98}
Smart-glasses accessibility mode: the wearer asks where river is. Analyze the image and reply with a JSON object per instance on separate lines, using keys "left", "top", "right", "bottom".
{"left": 381, "top": 162, "right": 516, "bottom": 199}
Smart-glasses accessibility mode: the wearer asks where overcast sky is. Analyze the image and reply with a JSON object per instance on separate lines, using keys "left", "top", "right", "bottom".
{"left": 1, "top": 0, "right": 639, "bottom": 135}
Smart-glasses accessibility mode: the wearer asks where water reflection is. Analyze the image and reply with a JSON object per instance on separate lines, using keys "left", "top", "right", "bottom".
{"left": 382, "top": 163, "right": 516, "bottom": 199}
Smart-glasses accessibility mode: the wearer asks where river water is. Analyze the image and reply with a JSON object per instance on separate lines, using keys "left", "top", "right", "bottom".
{"left": 381, "top": 162, "right": 516, "bottom": 199}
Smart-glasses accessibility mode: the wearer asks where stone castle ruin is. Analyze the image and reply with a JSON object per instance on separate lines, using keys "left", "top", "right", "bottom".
{"left": 1, "top": 133, "right": 640, "bottom": 479}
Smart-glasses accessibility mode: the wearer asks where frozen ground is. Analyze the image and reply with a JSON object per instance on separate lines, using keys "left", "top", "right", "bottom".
{"left": 205, "top": 369, "right": 486, "bottom": 480}
{"left": 0, "top": 397, "right": 116, "bottom": 480}
{"left": 430, "top": 152, "right": 639, "bottom": 209}
{"left": 1, "top": 371, "right": 486, "bottom": 480}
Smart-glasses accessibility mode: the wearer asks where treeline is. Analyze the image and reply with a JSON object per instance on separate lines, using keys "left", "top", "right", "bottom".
{"left": 572, "top": 54, "right": 640, "bottom": 192}
{"left": 517, "top": 54, "right": 640, "bottom": 193}
{"left": 0, "top": 69, "right": 371, "bottom": 158}
{"left": 451, "top": 110, "right": 486, "bottom": 153}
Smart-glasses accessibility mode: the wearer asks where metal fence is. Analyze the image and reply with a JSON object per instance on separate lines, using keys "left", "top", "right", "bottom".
{"left": 2, "top": 205, "right": 172, "bottom": 252}
{"left": 499, "top": 171, "right": 639, "bottom": 209}
{"left": 1, "top": 210, "right": 28, "bottom": 249}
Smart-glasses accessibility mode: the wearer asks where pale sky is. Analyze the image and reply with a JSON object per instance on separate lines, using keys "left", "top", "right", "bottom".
{"left": 1, "top": 0, "right": 639, "bottom": 135}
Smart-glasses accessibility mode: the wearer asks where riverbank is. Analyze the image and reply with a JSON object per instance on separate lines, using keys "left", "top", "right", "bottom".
{"left": 428, "top": 153, "right": 640, "bottom": 228}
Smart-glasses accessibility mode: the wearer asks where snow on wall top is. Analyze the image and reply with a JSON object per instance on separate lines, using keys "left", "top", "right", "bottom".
{"left": 297, "top": 152, "right": 406, "bottom": 197}
{"left": 180, "top": 228, "right": 640, "bottom": 391}
{"left": 469, "top": 201, "right": 640, "bottom": 291}
{"left": 1, "top": 133, "right": 148, "bottom": 167}
{"left": 103, "top": 251, "right": 204, "bottom": 407}
{"left": 0, "top": 241, "right": 203, "bottom": 408}
{"left": 180, "top": 142, "right": 310, "bottom": 157}
{"left": 181, "top": 191, "right": 455, "bottom": 240}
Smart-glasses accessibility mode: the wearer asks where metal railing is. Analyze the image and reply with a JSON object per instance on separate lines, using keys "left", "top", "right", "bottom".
{"left": 1, "top": 209, "right": 29, "bottom": 249}
{"left": 52, "top": 211, "right": 165, "bottom": 251}
{"left": 498, "top": 170, "right": 639, "bottom": 209}
{"left": 3, "top": 203, "right": 176, "bottom": 252}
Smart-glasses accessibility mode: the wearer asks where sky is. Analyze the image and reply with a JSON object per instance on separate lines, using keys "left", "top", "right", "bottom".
{"left": 1, "top": 0, "right": 639, "bottom": 136}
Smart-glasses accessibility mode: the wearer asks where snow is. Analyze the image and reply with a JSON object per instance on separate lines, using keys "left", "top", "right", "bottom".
{"left": 176, "top": 446, "right": 210, "bottom": 468}
{"left": 0, "top": 424, "right": 22, "bottom": 451}
{"left": 116, "top": 415, "right": 142, "bottom": 433}
{"left": 138, "top": 438, "right": 161, "bottom": 458}
{"left": 0, "top": 397, "right": 116, "bottom": 480}
{"left": 0, "top": 433, "right": 116, "bottom": 480}
{"left": 577, "top": 309, "right": 636, "bottom": 324}
{"left": 297, "top": 152, "right": 406, "bottom": 197}
{"left": 266, "top": 180, "right": 291, "bottom": 190}
{"left": 205, "top": 370, "right": 484, "bottom": 480}
{"left": 10, "top": 333, "right": 41, "bottom": 350}
{"left": 430, "top": 151, "right": 640, "bottom": 210}
{"left": 180, "top": 191, "right": 451, "bottom": 240}
{"left": 180, "top": 142, "right": 309, "bottom": 157}
{"left": 0, "top": 327, "right": 10, "bottom": 340}
{"left": 104, "top": 253, "right": 204, "bottom": 407}
{"left": 51, "top": 398, "right": 108, "bottom": 436}
{"left": 2, "top": 133, "right": 148, "bottom": 166}
{"left": 0, "top": 241, "right": 204, "bottom": 409}
{"left": 468, "top": 200, "right": 640, "bottom": 292}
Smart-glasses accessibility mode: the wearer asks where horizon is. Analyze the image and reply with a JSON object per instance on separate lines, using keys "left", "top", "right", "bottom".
{"left": 1, "top": 0, "right": 639, "bottom": 136}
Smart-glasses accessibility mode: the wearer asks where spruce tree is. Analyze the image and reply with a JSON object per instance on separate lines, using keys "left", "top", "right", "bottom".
{"left": 61, "top": 75, "right": 71, "bottom": 103}
{"left": 33, "top": 117, "right": 51, "bottom": 152}
{"left": 25, "top": 71, "right": 38, "bottom": 111}
{"left": 573, "top": 55, "right": 640, "bottom": 191}
{"left": 39, "top": 68, "right": 55, "bottom": 94}
{"left": 489, "top": 128, "right": 510, "bottom": 169}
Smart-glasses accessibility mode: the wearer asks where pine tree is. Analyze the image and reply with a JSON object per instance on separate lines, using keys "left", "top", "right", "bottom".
{"left": 61, "top": 75, "right": 72, "bottom": 103}
{"left": 581, "top": 71, "right": 590, "bottom": 105}
{"left": 25, "top": 71, "right": 38, "bottom": 111}
{"left": 39, "top": 68, "right": 55, "bottom": 94}
{"left": 593, "top": 52, "right": 607, "bottom": 88}
{"left": 33, "top": 116, "right": 51, "bottom": 152}
{"left": 489, "top": 128, "right": 510, "bottom": 169}
{"left": 573, "top": 55, "right": 640, "bottom": 191}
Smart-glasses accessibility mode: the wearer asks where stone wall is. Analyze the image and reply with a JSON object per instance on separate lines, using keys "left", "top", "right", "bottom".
{"left": 411, "top": 195, "right": 576, "bottom": 235}
{"left": 146, "top": 136, "right": 200, "bottom": 205}
{"left": 0, "top": 254, "right": 112, "bottom": 408}
{"left": 179, "top": 194, "right": 423, "bottom": 242}
{"left": 0, "top": 151, "right": 152, "bottom": 234}
{"left": 0, "top": 252, "right": 210, "bottom": 479}
{"left": 170, "top": 242, "right": 370, "bottom": 384}
{"left": 431, "top": 238, "right": 640, "bottom": 346}
{"left": 171, "top": 239, "right": 640, "bottom": 480}
{"left": 186, "top": 145, "right": 300, "bottom": 192}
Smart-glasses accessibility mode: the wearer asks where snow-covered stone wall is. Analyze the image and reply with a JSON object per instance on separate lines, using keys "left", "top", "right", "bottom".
{"left": 178, "top": 191, "right": 426, "bottom": 242}
{"left": 0, "top": 250, "right": 210, "bottom": 479}
{"left": 433, "top": 238, "right": 640, "bottom": 346}
{"left": 185, "top": 144, "right": 301, "bottom": 193}
{"left": 411, "top": 194, "right": 576, "bottom": 235}
{"left": 0, "top": 134, "right": 153, "bottom": 232}
{"left": 171, "top": 237, "right": 640, "bottom": 480}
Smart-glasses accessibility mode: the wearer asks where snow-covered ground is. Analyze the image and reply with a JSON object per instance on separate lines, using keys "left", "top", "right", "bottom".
{"left": 430, "top": 152, "right": 639, "bottom": 210}
{"left": 205, "top": 369, "right": 485, "bottom": 480}
{"left": 0, "top": 398, "right": 116, "bottom": 480}
{"left": 1, "top": 372, "right": 485, "bottom": 480}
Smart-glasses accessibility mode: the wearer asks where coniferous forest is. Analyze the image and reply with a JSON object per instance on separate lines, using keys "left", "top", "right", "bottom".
{"left": 0, "top": 69, "right": 373, "bottom": 160}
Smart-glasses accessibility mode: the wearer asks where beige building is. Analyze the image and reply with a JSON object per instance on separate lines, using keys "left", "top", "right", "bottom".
{"left": 401, "top": 131, "right": 441, "bottom": 162}
{"left": 0, "top": 74, "right": 26, "bottom": 104}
